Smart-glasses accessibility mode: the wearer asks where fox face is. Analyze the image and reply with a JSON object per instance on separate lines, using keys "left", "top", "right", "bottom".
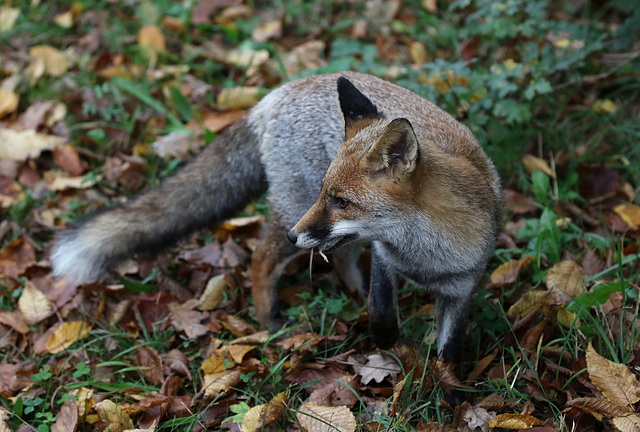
{"left": 289, "top": 116, "right": 420, "bottom": 252}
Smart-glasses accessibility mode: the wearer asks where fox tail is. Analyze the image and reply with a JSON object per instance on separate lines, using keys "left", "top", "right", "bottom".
{"left": 51, "top": 116, "right": 266, "bottom": 284}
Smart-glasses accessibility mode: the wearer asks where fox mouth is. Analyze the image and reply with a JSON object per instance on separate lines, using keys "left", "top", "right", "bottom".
{"left": 320, "top": 234, "right": 359, "bottom": 253}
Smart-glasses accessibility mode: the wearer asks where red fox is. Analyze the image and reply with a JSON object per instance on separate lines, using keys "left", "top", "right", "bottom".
{"left": 52, "top": 72, "right": 502, "bottom": 364}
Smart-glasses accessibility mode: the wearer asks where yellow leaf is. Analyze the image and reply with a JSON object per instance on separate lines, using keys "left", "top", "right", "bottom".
{"left": 94, "top": 400, "right": 134, "bottom": 431}
{"left": 226, "top": 344, "right": 255, "bottom": 364}
{"left": 202, "top": 369, "right": 242, "bottom": 397}
{"left": 409, "top": 41, "right": 429, "bottom": 65}
{"left": 586, "top": 342, "right": 640, "bottom": 407}
{"left": 613, "top": 414, "right": 640, "bottom": 432}
{"left": 138, "top": 25, "right": 166, "bottom": 52}
{"left": 217, "top": 86, "right": 263, "bottom": 110}
{"left": 504, "top": 58, "right": 518, "bottom": 70}
{"left": 490, "top": 256, "right": 534, "bottom": 287}
{"left": 0, "top": 7, "right": 20, "bottom": 33}
{"left": 30, "top": 45, "right": 68, "bottom": 77}
{"left": 229, "top": 330, "right": 270, "bottom": 345}
{"left": 54, "top": 10, "right": 73, "bottom": 28}
{"left": 557, "top": 307, "right": 579, "bottom": 328}
{"left": 241, "top": 404, "right": 265, "bottom": 432}
{"left": 297, "top": 402, "right": 357, "bottom": 432}
{"left": 546, "top": 260, "right": 586, "bottom": 298}
{"left": 0, "top": 129, "right": 66, "bottom": 161}
{"left": 0, "top": 90, "right": 18, "bottom": 118}
{"left": 488, "top": 413, "right": 544, "bottom": 429}
{"left": 46, "top": 321, "right": 91, "bottom": 354}
{"left": 593, "top": 99, "right": 617, "bottom": 115}
{"left": 201, "top": 350, "right": 234, "bottom": 374}
{"left": 507, "top": 290, "right": 550, "bottom": 318}
{"left": 614, "top": 204, "right": 640, "bottom": 231}
{"left": 521, "top": 154, "right": 556, "bottom": 178}
{"left": 18, "top": 280, "right": 54, "bottom": 325}
{"left": 198, "top": 274, "right": 226, "bottom": 311}
{"left": 554, "top": 38, "right": 570, "bottom": 48}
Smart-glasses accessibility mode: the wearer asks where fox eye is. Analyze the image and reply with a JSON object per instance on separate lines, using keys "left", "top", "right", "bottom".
{"left": 336, "top": 197, "right": 349, "bottom": 209}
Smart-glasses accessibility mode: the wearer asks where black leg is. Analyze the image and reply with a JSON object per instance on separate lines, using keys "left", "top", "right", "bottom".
{"left": 368, "top": 243, "right": 399, "bottom": 349}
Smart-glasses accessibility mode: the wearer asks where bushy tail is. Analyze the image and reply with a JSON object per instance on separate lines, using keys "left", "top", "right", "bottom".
{"left": 52, "top": 117, "right": 266, "bottom": 284}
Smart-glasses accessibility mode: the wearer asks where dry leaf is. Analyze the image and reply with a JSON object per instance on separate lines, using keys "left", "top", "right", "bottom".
{"left": 241, "top": 404, "right": 265, "bottom": 432}
{"left": 18, "top": 280, "right": 54, "bottom": 325}
{"left": 53, "top": 144, "right": 85, "bottom": 176}
{"left": 507, "top": 290, "right": 550, "bottom": 318}
{"left": 0, "top": 7, "right": 20, "bottom": 33}
{"left": 488, "top": 413, "right": 544, "bottom": 429}
{"left": 217, "top": 86, "right": 262, "bottom": 110}
{"left": 0, "top": 237, "right": 35, "bottom": 279}
{"left": 198, "top": 274, "right": 226, "bottom": 311}
{"left": 468, "top": 347, "right": 498, "bottom": 379}
{"left": 586, "top": 342, "right": 640, "bottom": 407}
{"left": 612, "top": 414, "right": 640, "bottom": 432}
{"left": 168, "top": 300, "right": 209, "bottom": 338}
{"left": 138, "top": 25, "right": 166, "bottom": 52}
{"left": 226, "top": 344, "right": 255, "bottom": 363}
{"left": 521, "top": 154, "right": 556, "bottom": 179}
{"left": 68, "top": 387, "right": 94, "bottom": 419}
{"left": 229, "top": 330, "right": 270, "bottom": 345}
{"left": 226, "top": 49, "right": 269, "bottom": 76}
{"left": 201, "top": 350, "right": 234, "bottom": 374}
{"left": 593, "top": 99, "right": 617, "bottom": 115}
{"left": 94, "top": 399, "right": 134, "bottom": 432}
{"left": 614, "top": 204, "right": 640, "bottom": 230}
{"left": 546, "top": 260, "right": 586, "bottom": 298}
{"left": 490, "top": 256, "right": 534, "bottom": 287}
{"left": 54, "top": 10, "right": 74, "bottom": 28}
{"left": 0, "top": 90, "right": 18, "bottom": 118}
{"left": 50, "top": 399, "right": 78, "bottom": 432}
{"left": 46, "top": 172, "right": 99, "bottom": 191}
{"left": 409, "top": 41, "right": 429, "bottom": 65}
{"left": 135, "top": 345, "right": 164, "bottom": 385}
{"left": 30, "top": 45, "right": 69, "bottom": 77}
{"left": 152, "top": 132, "right": 203, "bottom": 160}
{"left": 297, "top": 402, "right": 357, "bottom": 432}
{"left": 354, "top": 353, "right": 401, "bottom": 385}
{"left": 0, "top": 311, "right": 29, "bottom": 334}
{"left": 0, "top": 128, "right": 66, "bottom": 161}
{"left": 567, "top": 397, "right": 633, "bottom": 419}
{"left": 251, "top": 20, "right": 282, "bottom": 43}
{"left": 0, "top": 361, "right": 35, "bottom": 397}
{"left": 461, "top": 404, "right": 495, "bottom": 431}
{"left": 202, "top": 369, "right": 242, "bottom": 397}
{"left": 46, "top": 321, "right": 91, "bottom": 354}
{"left": 0, "top": 407, "right": 10, "bottom": 432}
{"left": 277, "top": 333, "right": 322, "bottom": 352}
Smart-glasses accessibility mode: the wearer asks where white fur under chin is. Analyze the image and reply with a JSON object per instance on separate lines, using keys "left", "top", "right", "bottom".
{"left": 51, "top": 234, "right": 105, "bottom": 285}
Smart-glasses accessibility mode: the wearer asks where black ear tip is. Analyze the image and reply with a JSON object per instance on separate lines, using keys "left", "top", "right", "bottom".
{"left": 336, "top": 76, "right": 353, "bottom": 90}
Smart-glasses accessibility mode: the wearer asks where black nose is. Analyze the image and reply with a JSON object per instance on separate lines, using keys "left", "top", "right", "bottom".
{"left": 287, "top": 231, "right": 297, "bottom": 244}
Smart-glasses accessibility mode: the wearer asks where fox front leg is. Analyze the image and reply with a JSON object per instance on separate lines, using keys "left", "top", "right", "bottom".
{"left": 368, "top": 242, "right": 400, "bottom": 349}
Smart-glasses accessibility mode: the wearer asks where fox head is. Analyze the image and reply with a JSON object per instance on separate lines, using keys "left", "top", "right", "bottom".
{"left": 288, "top": 77, "right": 421, "bottom": 252}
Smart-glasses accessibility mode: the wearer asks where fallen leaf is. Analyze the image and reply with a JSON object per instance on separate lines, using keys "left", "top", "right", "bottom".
{"left": 18, "top": 280, "right": 54, "bottom": 325}
{"left": 468, "top": 347, "right": 498, "bottom": 379}
{"left": 30, "top": 45, "right": 69, "bottom": 77}
{"left": 0, "top": 90, "right": 18, "bottom": 118}
{"left": 308, "top": 374, "right": 358, "bottom": 408}
{"left": 201, "top": 350, "right": 234, "bottom": 374}
{"left": 222, "top": 314, "right": 256, "bottom": 338}
{"left": 521, "top": 154, "right": 556, "bottom": 179}
{"left": 226, "top": 344, "right": 255, "bottom": 363}
{"left": 168, "top": 300, "right": 209, "bottom": 338}
{"left": 409, "top": 41, "right": 429, "bottom": 65}
{"left": 614, "top": 204, "right": 640, "bottom": 230}
{"left": 586, "top": 342, "right": 640, "bottom": 407}
{"left": 507, "top": 290, "right": 550, "bottom": 318}
{"left": 431, "top": 358, "right": 470, "bottom": 393}
{"left": 198, "top": 274, "right": 226, "bottom": 311}
{"left": 68, "top": 387, "right": 94, "bottom": 419}
{"left": 546, "top": 260, "right": 586, "bottom": 298}
{"left": 277, "top": 333, "right": 322, "bottom": 352}
{"left": 53, "top": 144, "right": 85, "bottom": 176}
{"left": 297, "top": 402, "right": 357, "bottom": 432}
{"left": 138, "top": 25, "right": 166, "bottom": 53}
{"left": 0, "top": 360, "right": 35, "bottom": 397}
{"left": 94, "top": 399, "right": 135, "bottom": 432}
{"left": 241, "top": 404, "right": 265, "bottom": 432}
{"left": 612, "top": 414, "right": 640, "bottom": 432}
{"left": 202, "top": 369, "right": 242, "bottom": 397}
{"left": 54, "top": 10, "right": 74, "bottom": 28}
{"left": 229, "top": 330, "right": 269, "bottom": 345}
{"left": 488, "top": 413, "right": 544, "bottom": 429}
{"left": 135, "top": 345, "right": 164, "bottom": 385}
{"left": 0, "top": 311, "right": 29, "bottom": 334}
{"left": 251, "top": 20, "right": 282, "bottom": 43}
{"left": 0, "top": 128, "right": 66, "bottom": 161}
{"left": 422, "top": 0, "right": 437, "bottom": 12}
{"left": 0, "top": 237, "right": 35, "bottom": 279}
{"left": 490, "top": 256, "right": 534, "bottom": 287}
{"left": 354, "top": 353, "right": 401, "bottom": 385}
{"left": 593, "top": 99, "right": 617, "bottom": 115}
{"left": 198, "top": 109, "right": 245, "bottom": 134}
{"left": 282, "top": 40, "right": 327, "bottom": 76}
{"left": 461, "top": 405, "right": 495, "bottom": 431}
{"left": 217, "top": 86, "right": 263, "bottom": 110}
{"left": 50, "top": 399, "right": 78, "bottom": 432}
{"left": 226, "top": 49, "right": 269, "bottom": 76}
{"left": 46, "top": 321, "right": 91, "bottom": 354}
{"left": 0, "top": 407, "right": 11, "bottom": 432}
{"left": 0, "top": 7, "right": 20, "bottom": 33}
{"left": 152, "top": 132, "right": 203, "bottom": 160}
{"left": 567, "top": 396, "right": 633, "bottom": 419}
{"left": 46, "top": 172, "right": 99, "bottom": 191}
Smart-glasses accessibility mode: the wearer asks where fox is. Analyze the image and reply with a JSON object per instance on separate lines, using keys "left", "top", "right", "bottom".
{"left": 51, "top": 71, "right": 502, "bottom": 365}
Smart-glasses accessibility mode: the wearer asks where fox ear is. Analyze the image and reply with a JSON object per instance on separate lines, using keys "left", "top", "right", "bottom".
{"left": 365, "top": 118, "right": 419, "bottom": 179}
{"left": 337, "top": 77, "right": 380, "bottom": 130}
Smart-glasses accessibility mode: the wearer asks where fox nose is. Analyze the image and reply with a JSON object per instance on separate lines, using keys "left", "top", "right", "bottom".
{"left": 286, "top": 231, "right": 298, "bottom": 245}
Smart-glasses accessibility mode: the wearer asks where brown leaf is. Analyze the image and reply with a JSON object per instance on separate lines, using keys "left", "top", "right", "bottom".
{"left": 491, "top": 256, "right": 535, "bottom": 287}
{"left": 297, "top": 402, "right": 357, "bottom": 432}
{"left": 46, "top": 321, "right": 91, "bottom": 354}
{"left": 251, "top": 20, "right": 282, "bottom": 43}
{"left": 488, "top": 413, "right": 544, "bottom": 429}
{"left": 586, "top": 342, "right": 640, "bottom": 407}
{"left": 226, "top": 344, "right": 255, "bottom": 364}
{"left": 546, "top": 260, "right": 586, "bottom": 298}
{"left": 135, "top": 345, "right": 164, "bottom": 385}
{"left": 431, "top": 358, "right": 470, "bottom": 393}
{"left": 567, "top": 396, "right": 633, "bottom": 418}
{"left": 161, "top": 349, "right": 191, "bottom": 380}
{"left": 198, "top": 109, "right": 245, "bottom": 134}
{"left": 579, "top": 168, "right": 619, "bottom": 201}
{"left": 504, "top": 188, "right": 538, "bottom": 214}
{"left": 198, "top": 274, "right": 226, "bottom": 311}
{"left": 168, "top": 300, "right": 209, "bottom": 339}
{"left": 50, "top": 399, "right": 78, "bottom": 432}
{"left": 614, "top": 204, "right": 640, "bottom": 231}
{"left": 0, "top": 311, "right": 29, "bottom": 334}
{"left": 277, "top": 333, "right": 322, "bottom": 352}
{"left": 507, "top": 290, "right": 550, "bottom": 318}
{"left": 308, "top": 374, "right": 358, "bottom": 408}
{"left": 468, "top": 347, "right": 498, "bottom": 379}
{"left": 229, "top": 330, "right": 269, "bottom": 346}
{"left": 0, "top": 236, "right": 36, "bottom": 278}
{"left": 222, "top": 314, "right": 256, "bottom": 338}
{"left": 202, "top": 369, "right": 242, "bottom": 397}
{"left": 0, "top": 360, "right": 35, "bottom": 397}
{"left": 53, "top": 144, "right": 84, "bottom": 176}
{"left": 94, "top": 399, "right": 134, "bottom": 432}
